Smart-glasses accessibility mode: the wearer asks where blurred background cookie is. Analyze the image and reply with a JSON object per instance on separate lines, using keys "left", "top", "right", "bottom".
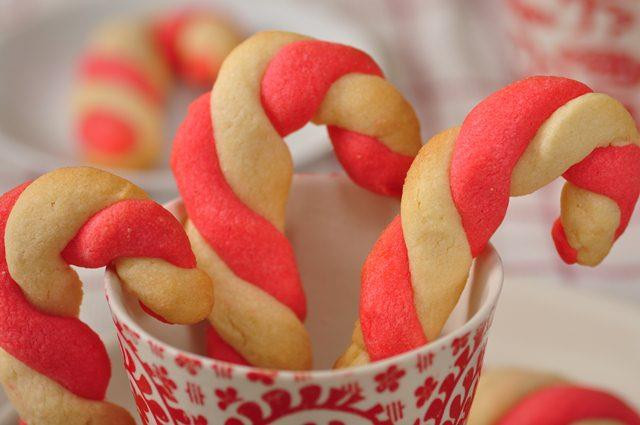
{"left": 469, "top": 368, "right": 640, "bottom": 424}
{"left": 73, "top": 9, "right": 242, "bottom": 169}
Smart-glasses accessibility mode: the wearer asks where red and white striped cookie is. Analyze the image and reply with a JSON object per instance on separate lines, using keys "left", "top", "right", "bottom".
{"left": 171, "top": 31, "right": 422, "bottom": 370}
{"left": 468, "top": 368, "right": 640, "bottom": 425}
{"left": 337, "top": 76, "right": 640, "bottom": 367}
{"left": 0, "top": 167, "right": 213, "bottom": 424}
{"left": 73, "top": 10, "right": 241, "bottom": 168}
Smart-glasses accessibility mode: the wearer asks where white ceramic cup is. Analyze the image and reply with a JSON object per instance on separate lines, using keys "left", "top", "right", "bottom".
{"left": 105, "top": 174, "right": 503, "bottom": 424}
{"left": 504, "top": 0, "right": 640, "bottom": 120}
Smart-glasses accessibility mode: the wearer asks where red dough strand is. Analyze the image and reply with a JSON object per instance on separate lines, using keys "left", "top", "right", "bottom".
{"left": 172, "top": 94, "right": 306, "bottom": 363}
{"left": 78, "top": 110, "right": 136, "bottom": 155}
{"left": 360, "top": 217, "right": 426, "bottom": 360}
{"left": 172, "top": 94, "right": 306, "bottom": 319}
{"left": 450, "top": 76, "right": 592, "bottom": 256}
{"left": 63, "top": 199, "right": 197, "bottom": 269}
{"left": 261, "top": 40, "right": 383, "bottom": 135}
{"left": 79, "top": 55, "right": 163, "bottom": 103}
{"left": 262, "top": 40, "right": 413, "bottom": 197}
{"left": 153, "top": 11, "right": 190, "bottom": 73}
{"left": 498, "top": 385, "right": 640, "bottom": 425}
{"left": 551, "top": 219, "right": 579, "bottom": 264}
{"left": 180, "top": 56, "right": 220, "bottom": 88}
{"left": 328, "top": 126, "right": 415, "bottom": 197}
{"left": 205, "top": 326, "right": 249, "bottom": 366}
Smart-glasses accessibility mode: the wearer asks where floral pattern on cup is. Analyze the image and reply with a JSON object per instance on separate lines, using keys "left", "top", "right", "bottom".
{"left": 111, "top": 312, "right": 493, "bottom": 425}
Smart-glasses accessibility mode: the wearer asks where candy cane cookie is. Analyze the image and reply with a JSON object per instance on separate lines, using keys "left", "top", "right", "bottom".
{"left": 0, "top": 167, "right": 213, "bottom": 425}
{"left": 468, "top": 368, "right": 640, "bottom": 425}
{"left": 171, "top": 31, "right": 422, "bottom": 370}
{"left": 337, "top": 76, "right": 640, "bottom": 367}
{"left": 73, "top": 10, "right": 241, "bottom": 168}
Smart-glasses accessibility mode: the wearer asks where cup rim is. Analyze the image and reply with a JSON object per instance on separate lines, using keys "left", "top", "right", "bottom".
{"left": 104, "top": 196, "right": 503, "bottom": 380}
{"left": 105, "top": 247, "right": 502, "bottom": 380}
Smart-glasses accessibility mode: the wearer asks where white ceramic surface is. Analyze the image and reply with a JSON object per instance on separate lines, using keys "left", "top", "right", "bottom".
{"left": 0, "top": 0, "right": 389, "bottom": 196}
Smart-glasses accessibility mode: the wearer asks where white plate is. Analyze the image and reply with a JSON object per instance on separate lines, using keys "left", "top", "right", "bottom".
{"left": 0, "top": 0, "right": 389, "bottom": 197}
{"left": 1, "top": 276, "right": 638, "bottom": 423}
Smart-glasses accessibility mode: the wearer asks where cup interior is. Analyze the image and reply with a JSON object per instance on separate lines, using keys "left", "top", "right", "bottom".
{"left": 106, "top": 174, "right": 502, "bottom": 372}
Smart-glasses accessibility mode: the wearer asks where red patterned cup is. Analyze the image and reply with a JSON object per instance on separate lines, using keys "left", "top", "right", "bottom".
{"left": 105, "top": 174, "right": 503, "bottom": 424}
{"left": 504, "top": 0, "right": 640, "bottom": 120}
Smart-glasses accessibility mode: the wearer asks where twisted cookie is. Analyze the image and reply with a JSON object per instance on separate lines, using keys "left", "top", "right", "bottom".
{"left": 337, "top": 76, "right": 640, "bottom": 367}
{"left": 73, "top": 10, "right": 241, "bottom": 168}
{"left": 172, "top": 31, "right": 422, "bottom": 370}
{"left": 468, "top": 368, "right": 640, "bottom": 425}
{"left": 0, "top": 167, "right": 213, "bottom": 424}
